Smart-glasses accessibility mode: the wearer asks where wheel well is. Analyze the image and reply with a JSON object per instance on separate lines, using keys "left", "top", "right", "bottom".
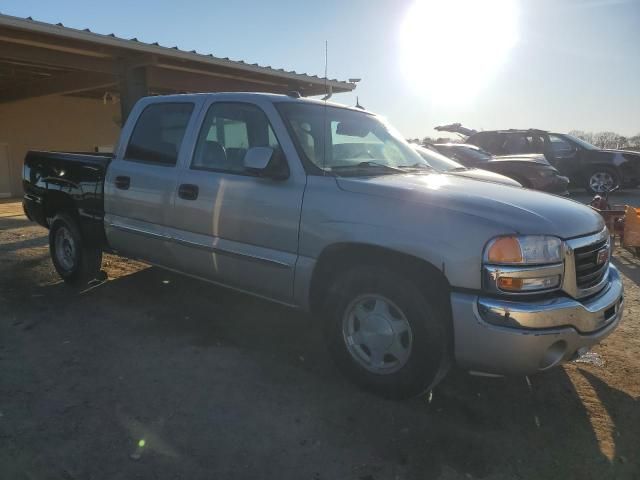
{"left": 588, "top": 164, "right": 618, "bottom": 175}
{"left": 309, "top": 243, "right": 450, "bottom": 314}
{"left": 44, "top": 191, "right": 77, "bottom": 224}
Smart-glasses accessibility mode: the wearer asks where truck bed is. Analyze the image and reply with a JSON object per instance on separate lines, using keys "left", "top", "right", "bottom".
{"left": 22, "top": 150, "right": 112, "bottom": 241}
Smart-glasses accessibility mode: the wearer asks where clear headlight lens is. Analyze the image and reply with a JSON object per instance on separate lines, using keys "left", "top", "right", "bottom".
{"left": 484, "top": 235, "right": 564, "bottom": 293}
{"left": 485, "top": 235, "right": 563, "bottom": 265}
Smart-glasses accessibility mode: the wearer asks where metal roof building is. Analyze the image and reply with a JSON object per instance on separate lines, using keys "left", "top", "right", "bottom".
{"left": 0, "top": 13, "right": 356, "bottom": 196}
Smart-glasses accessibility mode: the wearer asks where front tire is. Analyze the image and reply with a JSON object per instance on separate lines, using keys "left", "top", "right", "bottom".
{"left": 324, "top": 266, "right": 451, "bottom": 399}
{"left": 49, "top": 213, "right": 102, "bottom": 286}
{"left": 586, "top": 167, "right": 619, "bottom": 194}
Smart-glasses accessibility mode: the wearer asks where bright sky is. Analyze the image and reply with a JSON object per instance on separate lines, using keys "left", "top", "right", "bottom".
{"left": 2, "top": 0, "right": 639, "bottom": 138}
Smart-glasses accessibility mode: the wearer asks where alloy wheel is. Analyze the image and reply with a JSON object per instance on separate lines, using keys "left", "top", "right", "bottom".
{"left": 54, "top": 226, "right": 76, "bottom": 271}
{"left": 342, "top": 294, "right": 414, "bottom": 374}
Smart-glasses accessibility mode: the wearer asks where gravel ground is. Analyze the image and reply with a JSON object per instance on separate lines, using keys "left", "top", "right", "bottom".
{"left": 1, "top": 196, "right": 639, "bottom": 480}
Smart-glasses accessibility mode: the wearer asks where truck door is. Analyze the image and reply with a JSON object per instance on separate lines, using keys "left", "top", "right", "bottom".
{"left": 104, "top": 101, "right": 198, "bottom": 265}
{"left": 165, "top": 100, "right": 306, "bottom": 303}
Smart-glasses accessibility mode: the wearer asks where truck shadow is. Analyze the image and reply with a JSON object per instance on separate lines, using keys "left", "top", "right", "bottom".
{"left": 612, "top": 247, "right": 640, "bottom": 287}
{"left": 2, "top": 259, "right": 638, "bottom": 479}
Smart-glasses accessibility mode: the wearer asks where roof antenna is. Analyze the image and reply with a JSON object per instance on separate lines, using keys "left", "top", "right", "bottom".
{"left": 355, "top": 96, "right": 364, "bottom": 110}
{"left": 320, "top": 41, "right": 330, "bottom": 175}
{"left": 321, "top": 41, "right": 332, "bottom": 101}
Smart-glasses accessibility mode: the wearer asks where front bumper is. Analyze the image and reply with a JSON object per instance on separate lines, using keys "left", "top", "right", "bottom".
{"left": 450, "top": 265, "right": 623, "bottom": 376}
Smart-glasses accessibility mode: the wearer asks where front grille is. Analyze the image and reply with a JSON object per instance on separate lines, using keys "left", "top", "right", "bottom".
{"left": 574, "top": 238, "right": 609, "bottom": 289}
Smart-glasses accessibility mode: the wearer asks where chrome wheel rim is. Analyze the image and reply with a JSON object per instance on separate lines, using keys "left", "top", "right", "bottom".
{"left": 589, "top": 171, "right": 615, "bottom": 193}
{"left": 342, "top": 294, "right": 413, "bottom": 374}
{"left": 54, "top": 226, "right": 76, "bottom": 271}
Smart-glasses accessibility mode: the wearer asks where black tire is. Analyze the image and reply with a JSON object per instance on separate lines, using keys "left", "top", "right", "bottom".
{"left": 585, "top": 167, "right": 619, "bottom": 194}
{"left": 323, "top": 266, "right": 451, "bottom": 399}
{"left": 49, "top": 213, "right": 102, "bottom": 286}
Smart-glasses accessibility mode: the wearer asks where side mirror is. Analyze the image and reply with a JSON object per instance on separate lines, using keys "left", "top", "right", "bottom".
{"left": 243, "top": 147, "right": 289, "bottom": 180}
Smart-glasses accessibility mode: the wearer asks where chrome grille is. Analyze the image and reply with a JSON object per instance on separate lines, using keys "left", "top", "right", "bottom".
{"left": 574, "top": 238, "right": 609, "bottom": 289}
{"left": 562, "top": 228, "right": 610, "bottom": 299}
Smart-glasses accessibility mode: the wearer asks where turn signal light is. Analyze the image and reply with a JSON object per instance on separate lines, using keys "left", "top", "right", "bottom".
{"left": 487, "top": 237, "right": 523, "bottom": 264}
{"left": 498, "top": 277, "right": 523, "bottom": 290}
{"left": 497, "top": 275, "right": 561, "bottom": 292}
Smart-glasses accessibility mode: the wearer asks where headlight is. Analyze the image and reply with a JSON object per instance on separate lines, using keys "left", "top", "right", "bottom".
{"left": 483, "top": 235, "right": 564, "bottom": 294}
{"left": 485, "top": 235, "right": 563, "bottom": 265}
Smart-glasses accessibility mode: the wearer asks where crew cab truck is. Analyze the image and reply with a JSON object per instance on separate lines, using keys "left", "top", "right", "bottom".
{"left": 23, "top": 93, "right": 624, "bottom": 398}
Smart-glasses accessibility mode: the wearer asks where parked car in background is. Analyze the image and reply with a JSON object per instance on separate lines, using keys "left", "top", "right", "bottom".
{"left": 465, "top": 129, "right": 640, "bottom": 194}
{"left": 412, "top": 145, "right": 521, "bottom": 187}
{"left": 430, "top": 143, "right": 570, "bottom": 195}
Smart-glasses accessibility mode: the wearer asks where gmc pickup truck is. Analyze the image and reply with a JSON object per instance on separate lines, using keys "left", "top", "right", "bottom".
{"left": 23, "top": 93, "right": 624, "bottom": 398}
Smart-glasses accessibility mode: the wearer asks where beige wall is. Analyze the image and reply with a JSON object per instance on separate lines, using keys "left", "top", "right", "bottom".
{"left": 0, "top": 95, "right": 121, "bottom": 195}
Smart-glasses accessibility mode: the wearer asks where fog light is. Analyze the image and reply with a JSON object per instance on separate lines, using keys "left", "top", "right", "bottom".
{"left": 498, "top": 275, "right": 560, "bottom": 292}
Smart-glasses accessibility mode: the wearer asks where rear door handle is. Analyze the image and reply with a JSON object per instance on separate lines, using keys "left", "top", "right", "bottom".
{"left": 115, "top": 176, "right": 130, "bottom": 190}
{"left": 178, "top": 184, "right": 199, "bottom": 200}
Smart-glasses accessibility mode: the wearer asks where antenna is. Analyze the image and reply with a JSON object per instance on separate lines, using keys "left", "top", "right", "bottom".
{"left": 321, "top": 40, "right": 332, "bottom": 101}
{"left": 321, "top": 40, "right": 329, "bottom": 174}
{"left": 324, "top": 40, "right": 328, "bottom": 93}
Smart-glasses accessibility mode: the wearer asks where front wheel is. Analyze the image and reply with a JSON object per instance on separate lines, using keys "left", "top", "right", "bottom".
{"left": 586, "top": 167, "right": 619, "bottom": 194}
{"left": 49, "top": 213, "right": 103, "bottom": 286}
{"left": 324, "top": 267, "right": 451, "bottom": 399}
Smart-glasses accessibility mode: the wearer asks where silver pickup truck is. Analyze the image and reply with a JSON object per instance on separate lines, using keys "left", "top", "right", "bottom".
{"left": 23, "top": 93, "right": 623, "bottom": 398}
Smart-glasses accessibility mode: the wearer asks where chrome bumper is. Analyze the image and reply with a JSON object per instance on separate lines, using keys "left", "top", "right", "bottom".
{"left": 478, "top": 265, "right": 622, "bottom": 333}
{"left": 450, "top": 265, "right": 623, "bottom": 376}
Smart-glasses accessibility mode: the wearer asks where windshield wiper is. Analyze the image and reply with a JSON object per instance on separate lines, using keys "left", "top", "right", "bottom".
{"left": 331, "top": 161, "right": 406, "bottom": 174}
{"left": 397, "top": 162, "right": 435, "bottom": 171}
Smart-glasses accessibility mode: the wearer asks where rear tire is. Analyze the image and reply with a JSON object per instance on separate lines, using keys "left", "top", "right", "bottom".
{"left": 49, "top": 213, "right": 102, "bottom": 286}
{"left": 324, "top": 266, "right": 451, "bottom": 399}
{"left": 586, "top": 167, "right": 619, "bottom": 194}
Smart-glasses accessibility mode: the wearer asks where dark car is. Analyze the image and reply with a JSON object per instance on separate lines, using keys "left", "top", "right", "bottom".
{"left": 431, "top": 143, "right": 570, "bottom": 195}
{"left": 412, "top": 145, "right": 522, "bottom": 186}
{"left": 466, "top": 129, "right": 640, "bottom": 193}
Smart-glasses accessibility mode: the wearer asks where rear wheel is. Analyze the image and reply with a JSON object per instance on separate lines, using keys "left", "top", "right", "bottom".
{"left": 586, "top": 167, "right": 619, "bottom": 194}
{"left": 324, "top": 266, "right": 450, "bottom": 399}
{"left": 49, "top": 213, "right": 102, "bottom": 286}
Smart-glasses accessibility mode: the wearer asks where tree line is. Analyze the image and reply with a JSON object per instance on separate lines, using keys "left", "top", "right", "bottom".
{"left": 568, "top": 131, "right": 640, "bottom": 151}
{"left": 407, "top": 131, "right": 640, "bottom": 151}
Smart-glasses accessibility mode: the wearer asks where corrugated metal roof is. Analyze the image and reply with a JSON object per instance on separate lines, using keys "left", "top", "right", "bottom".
{"left": 0, "top": 13, "right": 355, "bottom": 92}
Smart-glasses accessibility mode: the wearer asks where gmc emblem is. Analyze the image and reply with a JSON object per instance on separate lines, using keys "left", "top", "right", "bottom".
{"left": 596, "top": 247, "right": 609, "bottom": 265}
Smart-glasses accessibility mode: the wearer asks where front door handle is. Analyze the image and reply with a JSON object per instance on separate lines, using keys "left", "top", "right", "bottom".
{"left": 115, "top": 176, "right": 130, "bottom": 190}
{"left": 178, "top": 184, "right": 199, "bottom": 200}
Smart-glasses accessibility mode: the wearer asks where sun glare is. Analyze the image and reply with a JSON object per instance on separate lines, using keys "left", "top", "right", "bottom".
{"left": 399, "top": 0, "right": 518, "bottom": 104}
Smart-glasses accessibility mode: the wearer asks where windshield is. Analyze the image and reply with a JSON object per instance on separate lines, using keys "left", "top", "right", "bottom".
{"left": 447, "top": 145, "right": 492, "bottom": 162}
{"left": 413, "top": 145, "right": 466, "bottom": 171}
{"left": 277, "top": 103, "right": 431, "bottom": 175}
{"left": 563, "top": 134, "right": 598, "bottom": 150}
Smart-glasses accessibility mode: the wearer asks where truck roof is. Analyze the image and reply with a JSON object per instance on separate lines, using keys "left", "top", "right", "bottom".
{"left": 142, "top": 92, "right": 371, "bottom": 114}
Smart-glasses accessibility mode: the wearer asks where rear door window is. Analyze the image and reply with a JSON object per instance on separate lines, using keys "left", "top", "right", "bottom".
{"left": 125, "top": 103, "right": 194, "bottom": 166}
{"left": 549, "top": 134, "right": 575, "bottom": 156}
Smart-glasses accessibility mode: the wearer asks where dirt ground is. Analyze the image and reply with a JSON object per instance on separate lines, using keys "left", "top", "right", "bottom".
{"left": 1, "top": 196, "right": 639, "bottom": 480}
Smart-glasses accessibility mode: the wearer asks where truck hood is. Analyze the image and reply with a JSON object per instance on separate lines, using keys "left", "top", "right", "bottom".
{"left": 336, "top": 173, "right": 603, "bottom": 239}
{"left": 450, "top": 168, "right": 522, "bottom": 187}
